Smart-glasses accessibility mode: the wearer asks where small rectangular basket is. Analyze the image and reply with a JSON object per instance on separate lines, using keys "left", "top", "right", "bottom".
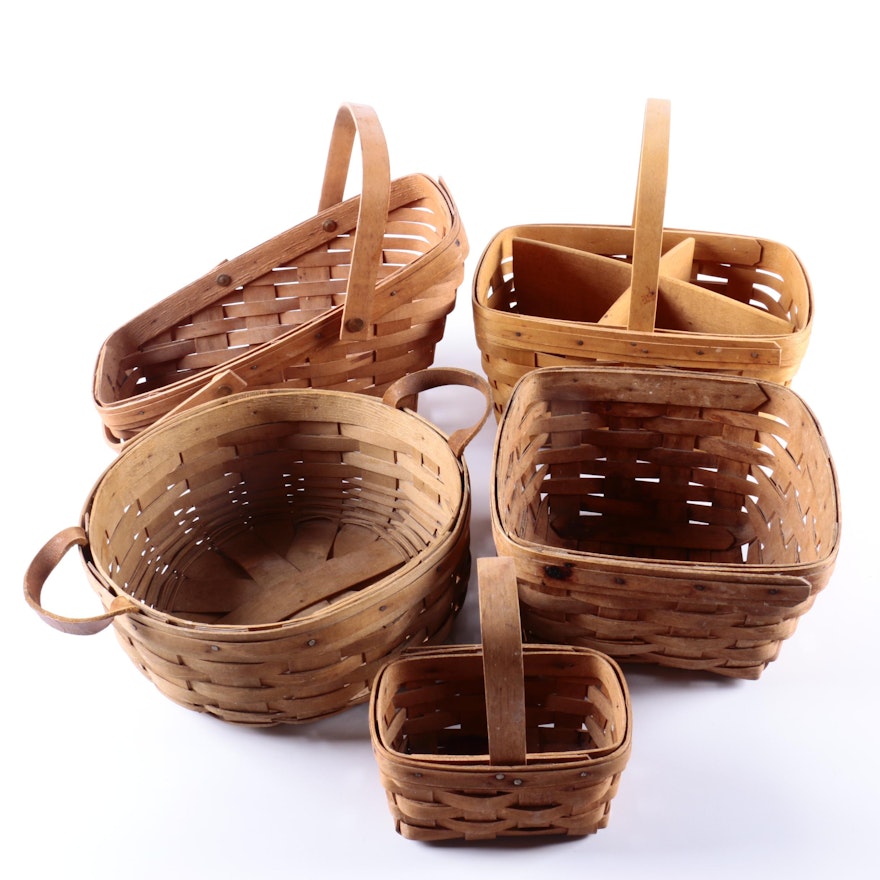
{"left": 94, "top": 102, "right": 468, "bottom": 444}
{"left": 473, "top": 99, "right": 812, "bottom": 418}
{"left": 26, "top": 369, "right": 491, "bottom": 726}
{"left": 370, "top": 556, "right": 632, "bottom": 841}
{"left": 491, "top": 366, "right": 841, "bottom": 679}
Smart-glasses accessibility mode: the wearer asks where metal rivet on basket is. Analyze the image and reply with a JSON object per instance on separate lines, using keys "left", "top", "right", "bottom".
{"left": 322, "top": 219, "right": 338, "bottom": 233}
{"left": 696, "top": 349, "right": 705, "bottom": 356}
{"left": 216, "top": 385, "right": 233, "bottom": 396}
{"left": 307, "top": 638, "right": 317, "bottom": 647}
{"left": 345, "top": 317, "right": 365, "bottom": 334}
{"left": 751, "top": 351, "right": 760, "bottom": 359}
{"left": 495, "top": 773, "right": 505, "bottom": 781}
{"left": 216, "top": 273, "right": 232, "bottom": 287}
{"left": 513, "top": 779, "right": 523, "bottom": 786}
{"left": 210, "top": 645, "right": 220, "bottom": 652}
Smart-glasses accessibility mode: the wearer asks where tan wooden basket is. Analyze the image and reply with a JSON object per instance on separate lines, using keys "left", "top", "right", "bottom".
{"left": 25, "top": 368, "right": 491, "bottom": 725}
{"left": 473, "top": 99, "right": 812, "bottom": 418}
{"left": 94, "top": 102, "right": 468, "bottom": 444}
{"left": 370, "top": 556, "right": 632, "bottom": 841}
{"left": 491, "top": 366, "right": 841, "bottom": 679}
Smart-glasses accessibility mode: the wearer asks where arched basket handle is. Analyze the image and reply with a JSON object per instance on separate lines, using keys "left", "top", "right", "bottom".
{"left": 628, "top": 98, "right": 671, "bottom": 332}
{"left": 478, "top": 556, "right": 527, "bottom": 766}
{"left": 319, "top": 102, "right": 392, "bottom": 342}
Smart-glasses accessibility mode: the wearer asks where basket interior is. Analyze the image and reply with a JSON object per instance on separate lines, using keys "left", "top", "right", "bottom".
{"left": 495, "top": 369, "right": 838, "bottom": 566}
{"left": 479, "top": 225, "right": 809, "bottom": 333}
{"left": 375, "top": 647, "right": 627, "bottom": 763}
{"left": 98, "top": 179, "right": 454, "bottom": 404}
{"left": 86, "top": 391, "right": 463, "bottom": 625}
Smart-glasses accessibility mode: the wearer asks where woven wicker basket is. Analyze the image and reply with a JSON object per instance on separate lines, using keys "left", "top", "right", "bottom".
{"left": 25, "top": 368, "right": 490, "bottom": 725}
{"left": 370, "top": 556, "right": 632, "bottom": 841}
{"left": 473, "top": 99, "right": 812, "bottom": 418}
{"left": 491, "top": 366, "right": 841, "bottom": 679}
{"left": 94, "top": 102, "right": 468, "bottom": 444}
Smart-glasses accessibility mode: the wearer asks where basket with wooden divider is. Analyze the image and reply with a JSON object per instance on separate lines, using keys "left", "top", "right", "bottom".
{"left": 473, "top": 99, "right": 812, "bottom": 417}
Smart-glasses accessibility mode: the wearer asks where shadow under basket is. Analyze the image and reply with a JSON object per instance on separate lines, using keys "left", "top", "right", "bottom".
{"left": 370, "top": 557, "right": 632, "bottom": 841}
{"left": 491, "top": 366, "right": 841, "bottom": 679}
{"left": 26, "top": 369, "right": 490, "bottom": 726}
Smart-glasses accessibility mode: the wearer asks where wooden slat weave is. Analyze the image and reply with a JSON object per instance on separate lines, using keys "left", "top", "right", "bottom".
{"left": 472, "top": 100, "right": 812, "bottom": 418}
{"left": 491, "top": 366, "right": 841, "bottom": 679}
{"left": 95, "top": 104, "right": 467, "bottom": 443}
{"left": 370, "top": 557, "right": 632, "bottom": 840}
{"left": 25, "top": 370, "right": 491, "bottom": 725}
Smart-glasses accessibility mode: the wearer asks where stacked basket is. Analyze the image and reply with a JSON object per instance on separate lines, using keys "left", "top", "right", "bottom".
{"left": 475, "top": 98, "right": 840, "bottom": 679}
{"left": 25, "top": 103, "right": 488, "bottom": 727}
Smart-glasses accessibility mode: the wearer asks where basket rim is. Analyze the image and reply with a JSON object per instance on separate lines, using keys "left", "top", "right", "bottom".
{"left": 471, "top": 222, "right": 813, "bottom": 339}
{"left": 77, "top": 386, "right": 472, "bottom": 634}
{"left": 94, "top": 172, "right": 463, "bottom": 417}
{"left": 369, "top": 642, "right": 632, "bottom": 771}
{"left": 490, "top": 365, "right": 842, "bottom": 577}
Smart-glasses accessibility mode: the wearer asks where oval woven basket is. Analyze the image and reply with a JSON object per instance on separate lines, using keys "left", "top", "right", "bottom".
{"left": 473, "top": 99, "right": 812, "bottom": 418}
{"left": 26, "top": 368, "right": 491, "bottom": 725}
{"left": 94, "top": 103, "right": 468, "bottom": 444}
{"left": 491, "top": 366, "right": 841, "bottom": 679}
{"left": 370, "top": 557, "right": 632, "bottom": 841}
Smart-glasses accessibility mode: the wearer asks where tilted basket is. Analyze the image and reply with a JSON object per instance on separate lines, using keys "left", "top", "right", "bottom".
{"left": 491, "top": 366, "right": 841, "bottom": 679}
{"left": 26, "top": 368, "right": 491, "bottom": 725}
{"left": 473, "top": 99, "right": 812, "bottom": 418}
{"left": 370, "top": 556, "right": 632, "bottom": 841}
{"left": 95, "top": 102, "right": 468, "bottom": 444}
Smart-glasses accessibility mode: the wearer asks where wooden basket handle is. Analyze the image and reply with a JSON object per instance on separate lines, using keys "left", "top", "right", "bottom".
{"left": 319, "top": 102, "right": 392, "bottom": 342}
{"left": 24, "top": 527, "right": 138, "bottom": 635}
{"left": 477, "top": 556, "right": 527, "bottom": 765}
{"left": 382, "top": 367, "right": 492, "bottom": 458}
{"left": 628, "top": 98, "right": 671, "bottom": 332}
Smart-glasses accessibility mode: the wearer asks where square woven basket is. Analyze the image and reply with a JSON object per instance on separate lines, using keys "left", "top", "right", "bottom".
{"left": 370, "top": 556, "right": 632, "bottom": 841}
{"left": 94, "top": 103, "right": 468, "bottom": 444}
{"left": 26, "top": 369, "right": 490, "bottom": 725}
{"left": 473, "top": 99, "right": 812, "bottom": 418}
{"left": 491, "top": 366, "right": 841, "bottom": 679}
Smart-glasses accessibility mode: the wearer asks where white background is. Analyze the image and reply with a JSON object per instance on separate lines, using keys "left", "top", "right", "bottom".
{"left": 3, "top": 2, "right": 877, "bottom": 877}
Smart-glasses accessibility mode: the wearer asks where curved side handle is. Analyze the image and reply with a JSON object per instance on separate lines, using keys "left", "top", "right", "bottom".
{"left": 24, "top": 527, "right": 138, "bottom": 635}
{"left": 319, "top": 102, "right": 392, "bottom": 342}
{"left": 478, "top": 556, "right": 527, "bottom": 766}
{"left": 382, "top": 367, "right": 492, "bottom": 458}
{"left": 628, "top": 98, "right": 671, "bottom": 332}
